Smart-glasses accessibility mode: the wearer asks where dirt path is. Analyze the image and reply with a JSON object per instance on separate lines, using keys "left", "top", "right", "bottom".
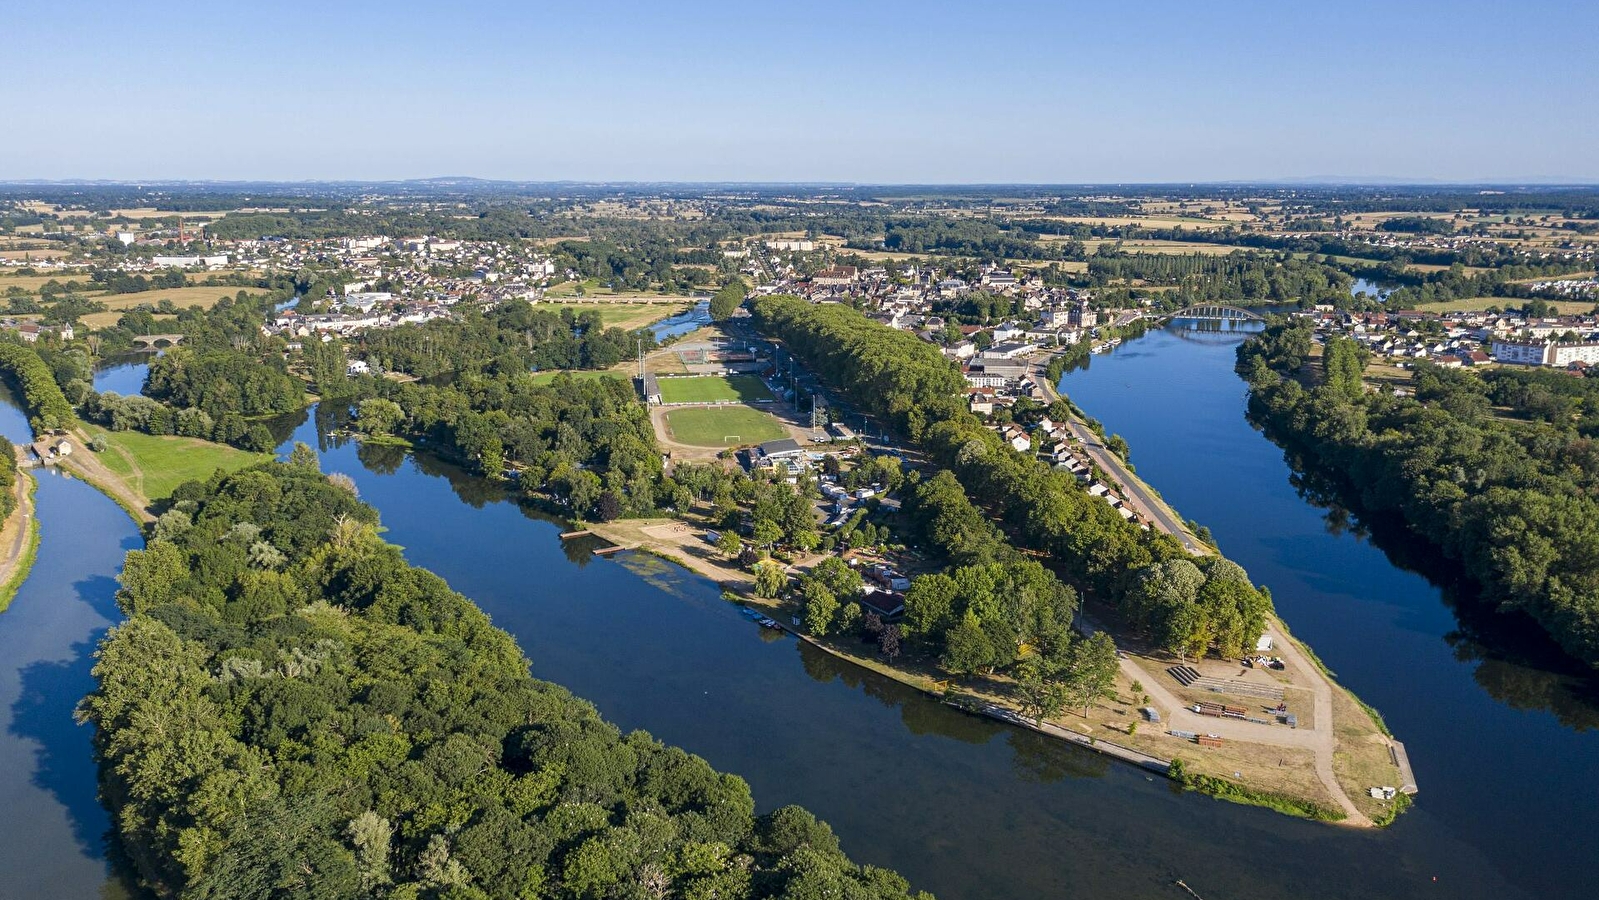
{"left": 1263, "top": 620, "right": 1371, "bottom": 825}
{"left": 0, "top": 447, "right": 37, "bottom": 596}
{"left": 1086, "top": 613, "right": 1370, "bottom": 825}
{"left": 59, "top": 430, "right": 154, "bottom": 523}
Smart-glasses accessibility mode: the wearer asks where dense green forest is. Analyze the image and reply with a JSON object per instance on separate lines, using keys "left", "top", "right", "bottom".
{"left": 0, "top": 339, "right": 79, "bottom": 432}
{"left": 359, "top": 303, "right": 642, "bottom": 379}
{"left": 0, "top": 434, "right": 16, "bottom": 522}
{"left": 748, "top": 298, "right": 967, "bottom": 440}
{"left": 1084, "top": 249, "right": 1353, "bottom": 307}
{"left": 82, "top": 460, "right": 929, "bottom": 900}
{"left": 76, "top": 346, "right": 300, "bottom": 452}
{"left": 749, "top": 296, "right": 1275, "bottom": 663}
{"left": 1238, "top": 319, "right": 1599, "bottom": 666}
{"left": 144, "top": 347, "right": 306, "bottom": 418}
{"left": 356, "top": 373, "right": 669, "bottom": 518}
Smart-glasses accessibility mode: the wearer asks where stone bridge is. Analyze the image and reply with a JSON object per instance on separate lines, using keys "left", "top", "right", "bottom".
{"left": 129, "top": 333, "right": 186, "bottom": 350}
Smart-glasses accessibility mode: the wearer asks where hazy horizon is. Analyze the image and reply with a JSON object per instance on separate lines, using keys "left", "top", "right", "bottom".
{"left": 4, "top": 0, "right": 1595, "bottom": 183}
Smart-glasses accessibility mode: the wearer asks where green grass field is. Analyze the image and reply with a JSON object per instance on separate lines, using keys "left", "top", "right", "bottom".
{"left": 662, "top": 406, "right": 788, "bottom": 447}
{"left": 529, "top": 369, "right": 627, "bottom": 386}
{"left": 96, "top": 431, "right": 271, "bottom": 501}
{"left": 1417, "top": 297, "right": 1597, "bottom": 314}
{"left": 656, "top": 374, "right": 772, "bottom": 404}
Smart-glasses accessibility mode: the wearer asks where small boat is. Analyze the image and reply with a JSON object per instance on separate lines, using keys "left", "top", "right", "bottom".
{"left": 738, "top": 607, "right": 764, "bottom": 620}
{"left": 757, "top": 617, "right": 781, "bottom": 629}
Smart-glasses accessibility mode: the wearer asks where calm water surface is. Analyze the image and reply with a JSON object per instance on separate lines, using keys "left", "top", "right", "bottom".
{"left": 1, "top": 343, "right": 1587, "bottom": 899}
{"left": 91, "top": 354, "right": 153, "bottom": 396}
{"left": 1059, "top": 323, "right": 1599, "bottom": 899}
{"left": 0, "top": 389, "right": 139, "bottom": 898}
{"left": 651, "top": 300, "right": 712, "bottom": 341}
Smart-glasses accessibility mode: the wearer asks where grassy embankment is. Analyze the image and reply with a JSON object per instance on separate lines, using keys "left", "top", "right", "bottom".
{"left": 0, "top": 474, "right": 40, "bottom": 613}
{"left": 91, "top": 430, "right": 270, "bottom": 503}
{"left": 1168, "top": 758, "right": 1346, "bottom": 821}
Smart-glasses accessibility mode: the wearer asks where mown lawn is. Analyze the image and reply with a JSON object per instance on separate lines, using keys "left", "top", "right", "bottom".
{"left": 95, "top": 430, "right": 271, "bottom": 501}
{"left": 662, "top": 406, "right": 788, "bottom": 447}
{"left": 657, "top": 374, "right": 772, "bottom": 404}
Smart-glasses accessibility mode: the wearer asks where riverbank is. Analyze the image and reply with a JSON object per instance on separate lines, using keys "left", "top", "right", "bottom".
{"left": 0, "top": 448, "right": 40, "bottom": 612}
{"left": 583, "top": 510, "right": 1401, "bottom": 826}
{"left": 56, "top": 430, "right": 153, "bottom": 524}
{"left": 1037, "top": 346, "right": 1406, "bottom": 823}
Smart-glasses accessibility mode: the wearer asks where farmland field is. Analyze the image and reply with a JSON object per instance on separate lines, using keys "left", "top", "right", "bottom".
{"left": 96, "top": 285, "right": 256, "bottom": 309}
{"left": 662, "top": 406, "right": 787, "bottom": 447}
{"left": 0, "top": 272, "right": 95, "bottom": 291}
{"left": 1416, "top": 297, "right": 1597, "bottom": 314}
{"left": 656, "top": 374, "right": 772, "bottom": 404}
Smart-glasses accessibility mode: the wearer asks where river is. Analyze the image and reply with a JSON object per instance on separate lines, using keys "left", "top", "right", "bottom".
{"left": 651, "top": 300, "right": 712, "bottom": 342}
{"left": 0, "top": 387, "right": 139, "bottom": 898}
{"left": 0, "top": 346, "right": 1588, "bottom": 899}
{"left": 1057, "top": 321, "right": 1599, "bottom": 899}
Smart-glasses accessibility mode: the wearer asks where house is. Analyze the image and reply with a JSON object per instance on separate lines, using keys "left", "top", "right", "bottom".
{"left": 641, "top": 373, "right": 662, "bottom": 405}
{"left": 346, "top": 359, "right": 372, "bottom": 376}
{"left": 747, "top": 438, "right": 810, "bottom": 480}
{"left": 968, "top": 388, "right": 997, "bottom": 415}
{"left": 944, "top": 340, "right": 978, "bottom": 360}
{"left": 998, "top": 424, "right": 1031, "bottom": 452}
{"left": 28, "top": 438, "right": 72, "bottom": 464}
{"left": 979, "top": 341, "right": 1038, "bottom": 360}
{"left": 865, "top": 564, "right": 911, "bottom": 591}
{"left": 812, "top": 266, "right": 858, "bottom": 286}
{"left": 858, "top": 586, "right": 906, "bottom": 620}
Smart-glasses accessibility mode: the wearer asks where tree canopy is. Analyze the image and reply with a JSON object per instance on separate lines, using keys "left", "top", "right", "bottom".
{"left": 83, "top": 461, "right": 930, "bottom": 900}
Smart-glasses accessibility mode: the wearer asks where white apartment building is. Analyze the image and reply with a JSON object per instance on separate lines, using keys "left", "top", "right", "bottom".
{"left": 1492, "top": 339, "right": 1599, "bottom": 367}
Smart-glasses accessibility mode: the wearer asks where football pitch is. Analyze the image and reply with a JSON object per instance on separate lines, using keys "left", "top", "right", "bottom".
{"left": 662, "top": 406, "right": 789, "bottom": 447}
{"left": 655, "top": 374, "right": 773, "bottom": 404}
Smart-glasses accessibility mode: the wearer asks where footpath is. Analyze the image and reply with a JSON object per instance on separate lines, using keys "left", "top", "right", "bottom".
{"left": 0, "top": 445, "right": 38, "bottom": 605}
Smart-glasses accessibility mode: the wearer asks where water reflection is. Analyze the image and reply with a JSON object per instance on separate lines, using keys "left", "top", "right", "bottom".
{"left": 0, "top": 468, "right": 141, "bottom": 898}
{"left": 650, "top": 301, "right": 712, "bottom": 342}
{"left": 1059, "top": 324, "right": 1599, "bottom": 899}
{"left": 1272, "top": 435, "right": 1599, "bottom": 728}
{"left": 9, "top": 573, "right": 124, "bottom": 856}
{"left": 249, "top": 397, "right": 1544, "bottom": 900}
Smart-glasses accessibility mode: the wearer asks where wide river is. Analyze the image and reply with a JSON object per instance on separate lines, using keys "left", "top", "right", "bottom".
{"left": 0, "top": 335, "right": 1592, "bottom": 898}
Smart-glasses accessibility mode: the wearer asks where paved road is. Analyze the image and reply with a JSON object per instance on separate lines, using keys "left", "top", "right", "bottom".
{"left": 1064, "top": 418, "right": 1203, "bottom": 554}
{"left": 1030, "top": 356, "right": 1202, "bottom": 554}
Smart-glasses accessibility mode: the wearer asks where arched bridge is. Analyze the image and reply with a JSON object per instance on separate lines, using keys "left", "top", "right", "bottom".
{"left": 130, "top": 333, "right": 186, "bottom": 350}
{"left": 1164, "top": 305, "right": 1264, "bottom": 322}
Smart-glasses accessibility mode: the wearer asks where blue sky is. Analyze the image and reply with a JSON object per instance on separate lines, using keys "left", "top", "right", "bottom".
{"left": 3, "top": 0, "right": 1595, "bottom": 182}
